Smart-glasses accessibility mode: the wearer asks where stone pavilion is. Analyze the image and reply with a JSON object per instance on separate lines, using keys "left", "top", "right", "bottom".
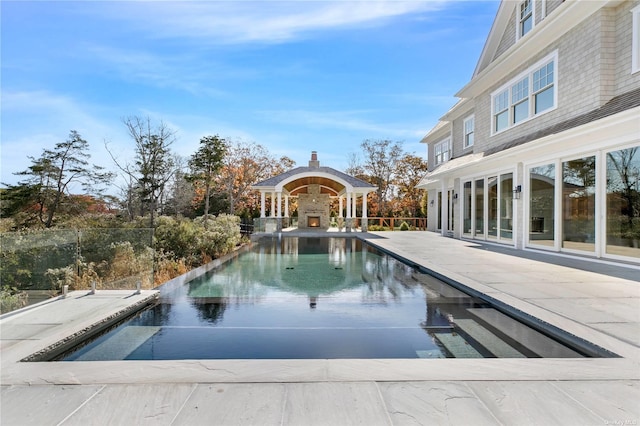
{"left": 251, "top": 152, "right": 377, "bottom": 232}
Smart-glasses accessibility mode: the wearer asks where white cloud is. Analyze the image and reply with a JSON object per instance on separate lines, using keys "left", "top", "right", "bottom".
{"left": 94, "top": 1, "right": 446, "bottom": 45}
{"left": 84, "top": 45, "right": 235, "bottom": 98}
{"left": 256, "top": 108, "right": 422, "bottom": 138}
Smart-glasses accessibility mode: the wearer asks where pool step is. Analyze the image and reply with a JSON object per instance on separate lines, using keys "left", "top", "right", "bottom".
{"left": 453, "top": 319, "right": 525, "bottom": 358}
{"left": 74, "top": 326, "right": 161, "bottom": 361}
{"left": 415, "top": 349, "right": 445, "bottom": 358}
{"left": 466, "top": 308, "right": 582, "bottom": 358}
{"left": 433, "top": 332, "right": 483, "bottom": 358}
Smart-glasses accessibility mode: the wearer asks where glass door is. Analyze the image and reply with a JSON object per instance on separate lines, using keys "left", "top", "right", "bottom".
{"left": 487, "top": 176, "right": 498, "bottom": 240}
{"left": 500, "top": 173, "right": 513, "bottom": 241}
{"left": 562, "top": 156, "right": 596, "bottom": 252}
{"left": 463, "top": 181, "right": 472, "bottom": 237}
{"left": 529, "top": 164, "right": 556, "bottom": 247}
{"left": 605, "top": 146, "right": 640, "bottom": 259}
{"left": 475, "top": 178, "right": 484, "bottom": 238}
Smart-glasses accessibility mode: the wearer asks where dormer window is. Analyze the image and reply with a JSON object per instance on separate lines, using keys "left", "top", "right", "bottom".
{"left": 519, "top": 0, "right": 533, "bottom": 39}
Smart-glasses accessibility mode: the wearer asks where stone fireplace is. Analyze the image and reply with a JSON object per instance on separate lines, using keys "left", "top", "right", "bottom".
{"left": 307, "top": 216, "right": 321, "bottom": 227}
{"left": 298, "top": 184, "right": 330, "bottom": 229}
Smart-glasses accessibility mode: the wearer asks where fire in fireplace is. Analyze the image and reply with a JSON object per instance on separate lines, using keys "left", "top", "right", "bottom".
{"left": 308, "top": 217, "right": 320, "bottom": 227}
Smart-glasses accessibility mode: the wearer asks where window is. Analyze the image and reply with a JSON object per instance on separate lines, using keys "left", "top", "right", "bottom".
{"left": 434, "top": 138, "right": 450, "bottom": 165}
{"left": 494, "top": 90, "right": 509, "bottom": 132}
{"left": 463, "top": 115, "right": 475, "bottom": 148}
{"left": 491, "top": 51, "right": 557, "bottom": 134}
{"left": 633, "top": 4, "right": 640, "bottom": 74}
{"left": 533, "top": 61, "right": 554, "bottom": 113}
{"left": 511, "top": 77, "right": 529, "bottom": 123}
{"left": 519, "top": 0, "right": 533, "bottom": 38}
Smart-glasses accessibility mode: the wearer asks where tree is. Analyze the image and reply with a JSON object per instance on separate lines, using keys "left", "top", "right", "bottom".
{"left": 394, "top": 154, "right": 429, "bottom": 217}
{"left": 216, "top": 140, "right": 294, "bottom": 216}
{"left": 187, "top": 135, "right": 227, "bottom": 224}
{"left": 10, "top": 131, "right": 112, "bottom": 227}
{"left": 107, "top": 116, "right": 177, "bottom": 227}
{"left": 164, "top": 156, "right": 195, "bottom": 218}
{"left": 360, "top": 139, "right": 404, "bottom": 216}
{"left": 344, "top": 152, "right": 366, "bottom": 181}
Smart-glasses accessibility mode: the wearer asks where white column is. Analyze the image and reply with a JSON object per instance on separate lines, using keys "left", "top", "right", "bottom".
{"left": 352, "top": 193, "right": 357, "bottom": 219}
{"left": 346, "top": 193, "right": 352, "bottom": 218}
{"left": 284, "top": 195, "right": 289, "bottom": 217}
{"left": 440, "top": 182, "right": 448, "bottom": 236}
{"left": 362, "top": 192, "right": 368, "bottom": 218}
{"left": 277, "top": 192, "right": 282, "bottom": 218}
{"left": 260, "top": 192, "right": 266, "bottom": 218}
{"left": 339, "top": 197, "right": 344, "bottom": 218}
{"left": 270, "top": 192, "right": 275, "bottom": 217}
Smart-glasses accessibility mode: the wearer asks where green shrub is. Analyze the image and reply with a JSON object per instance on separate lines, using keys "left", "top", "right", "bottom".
{"left": 155, "top": 214, "right": 241, "bottom": 267}
{"left": 154, "top": 216, "right": 201, "bottom": 265}
{"left": 0, "top": 286, "right": 28, "bottom": 314}
{"left": 399, "top": 221, "right": 410, "bottom": 231}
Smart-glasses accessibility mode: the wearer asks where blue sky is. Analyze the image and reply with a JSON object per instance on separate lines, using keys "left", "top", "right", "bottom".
{"left": 1, "top": 1, "right": 499, "bottom": 188}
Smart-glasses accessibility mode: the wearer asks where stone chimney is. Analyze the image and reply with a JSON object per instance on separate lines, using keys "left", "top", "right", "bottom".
{"left": 309, "top": 151, "right": 320, "bottom": 168}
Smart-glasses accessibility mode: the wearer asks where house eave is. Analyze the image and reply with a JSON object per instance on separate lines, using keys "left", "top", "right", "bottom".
{"left": 457, "top": 1, "right": 616, "bottom": 99}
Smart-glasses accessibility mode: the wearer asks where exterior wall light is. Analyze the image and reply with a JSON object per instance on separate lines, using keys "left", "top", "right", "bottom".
{"left": 513, "top": 185, "right": 522, "bottom": 199}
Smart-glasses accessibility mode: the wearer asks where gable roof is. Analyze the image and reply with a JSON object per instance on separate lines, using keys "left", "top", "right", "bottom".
{"left": 253, "top": 166, "right": 375, "bottom": 190}
{"left": 252, "top": 152, "right": 377, "bottom": 196}
{"left": 473, "top": 1, "right": 516, "bottom": 77}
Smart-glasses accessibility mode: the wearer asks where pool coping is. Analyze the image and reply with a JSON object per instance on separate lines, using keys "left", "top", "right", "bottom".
{"left": 1, "top": 232, "right": 638, "bottom": 386}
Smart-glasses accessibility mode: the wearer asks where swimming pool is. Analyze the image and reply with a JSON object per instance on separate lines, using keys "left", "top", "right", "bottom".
{"left": 58, "top": 237, "right": 592, "bottom": 360}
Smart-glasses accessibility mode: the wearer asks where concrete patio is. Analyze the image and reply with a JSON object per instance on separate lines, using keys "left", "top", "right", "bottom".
{"left": 1, "top": 231, "right": 638, "bottom": 425}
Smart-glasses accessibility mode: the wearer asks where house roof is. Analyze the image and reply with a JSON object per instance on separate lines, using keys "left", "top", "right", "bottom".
{"left": 254, "top": 166, "right": 375, "bottom": 189}
{"left": 420, "top": 120, "right": 450, "bottom": 143}
{"left": 417, "top": 152, "right": 484, "bottom": 187}
{"left": 252, "top": 153, "right": 377, "bottom": 196}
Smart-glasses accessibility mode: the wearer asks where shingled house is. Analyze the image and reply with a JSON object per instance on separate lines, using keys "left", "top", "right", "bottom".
{"left": 418, "top": 0, "right": 640, "bottom": 263}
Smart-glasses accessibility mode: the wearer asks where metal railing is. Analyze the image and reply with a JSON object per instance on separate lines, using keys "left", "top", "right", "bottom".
{"left": 1, "top": 228, "right": 154, "bottom": 313}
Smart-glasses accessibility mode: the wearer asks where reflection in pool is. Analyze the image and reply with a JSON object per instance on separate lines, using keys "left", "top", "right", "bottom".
{"left": 60, "top": 237, "right": 587, "bottom": 360}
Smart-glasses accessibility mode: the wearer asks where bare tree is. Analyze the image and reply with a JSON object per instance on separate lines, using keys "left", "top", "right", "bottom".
{"left": 216, "top": 140, "right": 292, "bottom": 216}
{"left": 107, "top": 116, "right": 177, "bottom": 227}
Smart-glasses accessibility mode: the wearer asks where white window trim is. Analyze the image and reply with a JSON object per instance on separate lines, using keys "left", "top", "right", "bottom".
{"left": 632, "top": 4, "right": 640, "bottom": 74}
{"left": 434, "top": 137, "right": 451, "bottom": 166}
{"left": 516, "top": 0, "right": 535, "bottom": 41}
{"left": 463, "top": 115, "right": 475, "bottom": 149}
{"left": 490, "top": 50, "right": 558, "bottom": 136}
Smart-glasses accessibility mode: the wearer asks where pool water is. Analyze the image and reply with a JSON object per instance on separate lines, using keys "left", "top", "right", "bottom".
{"left": 60, "top": 237, "right": 587, "bottom": 360}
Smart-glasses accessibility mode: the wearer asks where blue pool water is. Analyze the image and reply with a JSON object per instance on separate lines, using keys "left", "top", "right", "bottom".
{"left": 60, "top": 237, "right": 588, "bottom": 360}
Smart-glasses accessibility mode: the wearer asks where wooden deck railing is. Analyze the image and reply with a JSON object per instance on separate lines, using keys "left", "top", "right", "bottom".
{"left": 356, "top": 217, "right": 427, "bottom": 231}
